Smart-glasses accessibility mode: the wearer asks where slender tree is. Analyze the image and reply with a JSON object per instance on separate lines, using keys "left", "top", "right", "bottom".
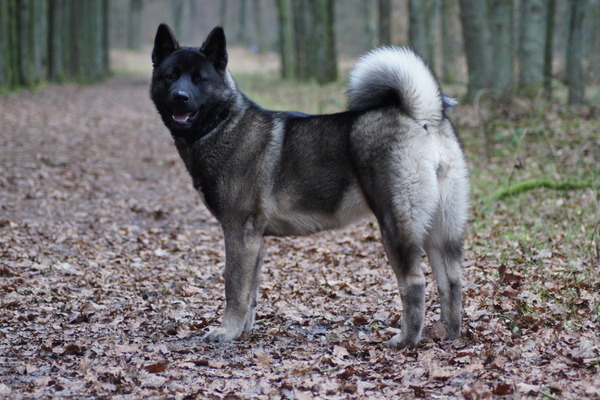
{"left": 458, "top": 0, "right": 491, "bottom": 101}
{"left": 518, "top": 0, "right": 547, "bottom": 96}
{"left": 0, "top": 0, "right": 19, "bottom": 89}
{"left": 488, "top": 0, "right": 514, "bottom": 97}
{"left": 360, "top": 0, "right": 375, "bottom": 52}
{"left": 310, "top": 0, "right": 336, "bottom": 84}
{"left": 275, "top": 0, "right": 294, "bottom": 79}
{"left": 378, "top": 0, "right": 392, "bottom": 45}
{"left": 566, "top": 0, "right": 587, "bottom": 104}
{"left": 291, "top": 0, "right": 310, "bottom": 80}
{"left": 48, "top": 0, "right": 69, "bottom": 82}
{"left": 440, "top": 0, "right": 457, "bottom": 84}
{"left": 409, "top": 0, "right": 427, "bottom": 57}
{"left": 408, "top": 0, "right": 436, "bottom": 68}
{"left": 543, "top": 0, "right": 556, "bottom": 98}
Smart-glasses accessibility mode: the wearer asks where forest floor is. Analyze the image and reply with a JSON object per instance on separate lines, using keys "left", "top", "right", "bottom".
{"left": 0, "top": 49, "right": 599, "bottom": 399}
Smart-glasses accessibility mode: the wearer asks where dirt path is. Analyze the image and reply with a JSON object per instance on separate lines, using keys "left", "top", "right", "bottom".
{"left": 0, "top": 77, "right": 598, "bottom": 399}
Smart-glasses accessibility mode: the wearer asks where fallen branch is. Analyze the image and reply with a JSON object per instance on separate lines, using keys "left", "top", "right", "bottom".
{"left": 494, "top": 179, "right": 594, "bottom": 200}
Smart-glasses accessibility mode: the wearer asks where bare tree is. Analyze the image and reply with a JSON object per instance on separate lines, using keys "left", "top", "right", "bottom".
{"left": 488, "top": 0, "right": 514, "bottom": 98}
{"left": 277, "top": 0, "right": 337, "bottom": 83}
{"left": 275, "top": 0, "right": 294, "bottom": 79}
{"left": 291, "top": 0, "right": 311, "bottom": 80}
{"left": 360, "top": 0, "right": 375, "bottom": 51}
{"left": 458, "top": 0, "right": 491, "bottom": 101}
{"left": 378, "top": 0, "right": 392, "bottom": 45}
{"left": 543, "top": 0, "right": 556, "bottom": 98}
{"left": 566, "top": 0, "right": 587, "bottom": 104}
{"left": 408, "top": 0, "right": 437, "bottom": 68}
{"left": 1, "top": 0, "right": 109, "bottom": 90}
{"left": 518, "top": 0, "right": 547, "bottom": 96}
{"left": 440, "top": 0, "right": 458, "bottom": 84}
{"left": 310, "top": 0, "right": 337, "bottom": 84}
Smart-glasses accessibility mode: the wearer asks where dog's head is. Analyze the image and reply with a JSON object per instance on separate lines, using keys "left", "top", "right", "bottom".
{"left": 150, "top": 24, "right": 230, "bottom": 137}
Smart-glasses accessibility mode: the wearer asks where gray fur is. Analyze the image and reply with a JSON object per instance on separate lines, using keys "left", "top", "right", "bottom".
{"left": 150, "top": 25, "right": 470, "bottom": 348}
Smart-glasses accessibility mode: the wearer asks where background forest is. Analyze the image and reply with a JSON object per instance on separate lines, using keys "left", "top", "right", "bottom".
{"left": 0, "top": 0, "right": 599, "bottom": 399}
{"left": 2, "top": 0, "right": 600, "bottom": 104}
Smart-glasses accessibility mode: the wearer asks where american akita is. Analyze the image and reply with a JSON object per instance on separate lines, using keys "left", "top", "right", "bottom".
{"left": 150, "top": 24, "right": 469, "bottom": 348}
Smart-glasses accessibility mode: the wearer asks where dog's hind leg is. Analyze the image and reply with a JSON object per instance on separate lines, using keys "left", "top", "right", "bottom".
{"left": 204, "top": 221, "right": 265, "bottom": 343}
{"left": 381, "top": 225, "right": 426, "bottom": 349}
{"left": 424, "top": 165, "right": 468, "bottom": 340}
{"left": 358, "top": 146, "right": 439, "bottom": 348}
{"left": 425, "top": 217, "right": 463, "bottom": 339}
{"left": 425, "top": 231, "right": 463, "bottom": 340}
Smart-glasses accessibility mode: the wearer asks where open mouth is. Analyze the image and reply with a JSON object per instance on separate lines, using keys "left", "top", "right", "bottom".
{"left": 171, "top": 109, "right": 199, "bottom": 125}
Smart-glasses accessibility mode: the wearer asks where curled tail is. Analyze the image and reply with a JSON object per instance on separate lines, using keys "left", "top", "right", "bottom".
{"left": 347, "top": 47, "right": 455, "bottom": 126}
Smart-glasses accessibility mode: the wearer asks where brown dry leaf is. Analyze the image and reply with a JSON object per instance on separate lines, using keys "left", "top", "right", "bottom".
{"left": 143, "top": 361, "right": 169, "bottom": 374}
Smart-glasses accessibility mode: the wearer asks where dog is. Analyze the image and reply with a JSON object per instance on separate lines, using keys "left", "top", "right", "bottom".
{"left": 150, "top": 24, "right": 469, "bottom": 348}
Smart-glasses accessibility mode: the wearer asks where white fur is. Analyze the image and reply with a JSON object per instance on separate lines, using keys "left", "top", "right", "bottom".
{"left": 348, "top": 47, "right": 443, "bottom": 126}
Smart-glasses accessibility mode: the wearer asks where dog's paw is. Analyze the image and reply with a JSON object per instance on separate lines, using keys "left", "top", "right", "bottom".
{"left": 203, "top": 327, "right": 240, "bottom": 343}
{"left": 386, "top": 333, "right": 420, "bottom": 349}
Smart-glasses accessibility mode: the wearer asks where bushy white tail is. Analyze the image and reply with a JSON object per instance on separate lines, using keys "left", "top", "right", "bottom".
{"left": 347, "top": 47, "right": 454, "bottom": 126}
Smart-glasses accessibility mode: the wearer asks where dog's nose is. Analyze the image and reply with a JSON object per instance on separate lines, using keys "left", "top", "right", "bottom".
{"left": 173, "top": 90, "right": 190, "bottom": 103}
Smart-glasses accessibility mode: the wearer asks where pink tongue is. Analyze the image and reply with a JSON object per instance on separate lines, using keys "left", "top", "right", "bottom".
{"left": 173, "top": 112, "right": 191, "bottom": 123}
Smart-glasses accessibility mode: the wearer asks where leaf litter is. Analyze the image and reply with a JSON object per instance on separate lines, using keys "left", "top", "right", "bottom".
{"left": 0, "top": 75, "right": 598, "bottom": 399}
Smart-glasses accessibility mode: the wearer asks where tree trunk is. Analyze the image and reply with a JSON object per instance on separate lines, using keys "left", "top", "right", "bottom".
{"left": 440, "top": 0, "right": 457, "bottom": 84}
{"left": 276, "top": 0, "right": 295, "bottom": 79}
{"left": 32, "top": 0, "right": 49, "bottom": 83}
{"left": 566, "top": 0, "right": 587, "bottom": 104}
{"left": 0, "top": 0, "right": 19, "bottom": 89}
{"left": 49, "top": 0, "right": 68, "bottom": 82}
{"left": 291, "top": 0, "right": 310, "bottom": 80}
{"left": 458, "top": 0, "right": 491, "bottom": 102}
{"left": 0, "top": 0, "right": 108, "bottom": 91}
{"left": 488, "top": 0, "right": 514, "bottom": 97}
{"left": 543, "top": 0, "right": 556, "bottom": 98}
{"left": 311, "top": 0, "right": 336, "bottom": 84}
{"left": 518, "top": 0, "right": 547, "bottom": 96}
{"left": 586, "top": 0, "right": 600, "bottom": 83}
{"left": 409, "top": 0, "right": 428, "bottom": 58}
{"left": 360, "top": 0, "right": 375, "bottom": 51}
{"left": 323, "top": 0, "right": 337, "bottom": 82}
{"left": 17, "top": 0, "right": 33, "bottom": 86}
{"left": 378, "top": 0, "right": 392, "bottom": 45}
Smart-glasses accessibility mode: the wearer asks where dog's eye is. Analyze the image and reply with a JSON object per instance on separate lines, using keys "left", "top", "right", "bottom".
{"left": 165, "top": 73, "right": 177, "bottom": 81}
{"left": 193, "top": 76, "right": 205, "bottom": 84}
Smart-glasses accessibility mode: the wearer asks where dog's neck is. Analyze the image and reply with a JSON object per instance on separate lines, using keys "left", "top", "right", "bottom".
{"left": 173, "top": 107, "right": 230, "bottom": 147}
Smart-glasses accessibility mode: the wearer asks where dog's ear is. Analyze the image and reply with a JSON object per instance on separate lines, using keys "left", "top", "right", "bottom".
{"left": 201, "top": 27, "right": 228, "bottom": 71}
{"left": 152, "top": 24, "right": 179, "bottom": 67}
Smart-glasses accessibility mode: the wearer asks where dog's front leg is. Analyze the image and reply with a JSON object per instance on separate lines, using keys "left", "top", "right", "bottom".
{"left": 204, "top": 222, "right": 264, "bottom": 343}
